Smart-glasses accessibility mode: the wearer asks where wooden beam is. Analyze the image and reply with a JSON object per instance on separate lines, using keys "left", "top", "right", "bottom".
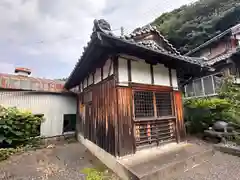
{"left": 101, "top": 66, "right": 103, "bottom": 81}
{"left": 153, "top": 92, "right": 157, "bottom": 118}
{"left": 150, "top": 65, "right": 154, "bottom": 85}
{"left": 92, "top": 72, "right": 95, "bottom": 84}
{"left": 169, "top": 68, "right": 173, "bottom": 87}
{"left": 127, "top": 59, "right": 132, "bottom": 84}
{"left": 113, "top": 56, "right": 119, "bottom": 84}
{"left": 132, "top": 83, "right": 173, "bottom": 92}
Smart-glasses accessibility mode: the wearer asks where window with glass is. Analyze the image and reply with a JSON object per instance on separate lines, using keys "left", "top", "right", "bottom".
{"left": 184, "top": 73, "right": 223, "bottom": 98}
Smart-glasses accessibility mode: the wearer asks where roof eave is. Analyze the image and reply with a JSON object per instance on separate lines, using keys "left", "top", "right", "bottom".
{"left": 185, "top": 30, "right": 232, "bottom": 56}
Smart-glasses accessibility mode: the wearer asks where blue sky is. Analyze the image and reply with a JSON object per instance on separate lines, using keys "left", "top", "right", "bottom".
{"left": 0, "top": 0, "right": 196, "bottom": 79}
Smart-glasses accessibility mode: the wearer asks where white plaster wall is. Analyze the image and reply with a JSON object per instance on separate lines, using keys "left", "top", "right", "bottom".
{"left": 88, "top": 74, "right": 93, "bottom": 85}
{"left": 153, "top": 64, "right": 170, "bottom": 86}
{"left": 131, "top": 60, "right": 151, "bottom": 84}
{"left": 0, "top": 91, "right": 77, "bottom": 137}
{"left": 118, "top": 57, "right": 129, "bottom": 86}
{"left": 83, "top": 77, "right": 87, "bottom": 89}
{"left": 94, "top": 68, "right": 101, "bottom": 84}
{"left": 103, "top": 59, "right": 113, "bottom": 79}
{"left": 79, "top": 83, "right": 83, "bottom": 93}
{"left": 171, "top": 69, "right": 178, "bottom": 89}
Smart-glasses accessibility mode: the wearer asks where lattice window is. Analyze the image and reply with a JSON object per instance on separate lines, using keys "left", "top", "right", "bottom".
{"left": 134, "top": 91, "right": 154, "bottom": 118}
{"left": 156, "top": 92, "right": 173, "bottom": 117}
{"left": 203, "top": 76, "right": 214, "bottom": 95}
{"left": 193, "top": 79, "right": 203, "bottom": 96}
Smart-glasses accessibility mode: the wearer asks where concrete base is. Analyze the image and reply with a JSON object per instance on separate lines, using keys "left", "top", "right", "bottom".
{"left": 77, "top": 133, "right": 138, "bottom": 180}
{"left": 120, "top": 143, "right": 214, "bottom": 180}
{"left": 77, "top": 133, "right": 214, "bottom": 180}
{"left": 214, "top": 144, "right": 240, "bottom": 157}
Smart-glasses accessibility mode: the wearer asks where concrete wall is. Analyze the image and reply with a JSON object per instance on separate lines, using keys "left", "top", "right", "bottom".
{"left": 0, "top": 91, "right": 77, "bottom": 137}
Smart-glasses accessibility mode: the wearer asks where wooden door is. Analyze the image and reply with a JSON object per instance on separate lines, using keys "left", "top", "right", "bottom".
{"left": 84, "top": 103, "right": 92, "bottom": 139}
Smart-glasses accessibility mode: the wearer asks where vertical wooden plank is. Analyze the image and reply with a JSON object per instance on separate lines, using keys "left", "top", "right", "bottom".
{"left": 117, "top": 87, "right": 134, "bottom": 156}
{"left": 174, "top": 91, "right": 186, "bottom": 142}
{"left": 169, "top": 68, "right": 173, "bottom": 87}
{"left": 113, "top": 56, "right": 119, "bottom": 84}
{"left": 150, "top": 65, "right": 154, "bottom": 85}
{"left": 153, "top": 92, "right": 157, "bottom": 118}
{"left": 127, "top": 59, "right": 132, "bottom": 84}
{"left": 101, "top": 67, "right": 103, "bottom": 81}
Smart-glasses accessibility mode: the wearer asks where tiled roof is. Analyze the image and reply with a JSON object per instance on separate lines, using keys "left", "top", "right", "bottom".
{"left": 119, "top": 31, "right": 206, "bottom": 66}
{"left": 185, "top": 23, "right": 240, "bottom": 56}
{"left": 123, "top": 25, "right": 181, "bottom": 55}
{"left": 65, "top": 19, "right": 210, "bottom": 89}
{"left": 206, "top": 52, "right": 234, "bottom": 66}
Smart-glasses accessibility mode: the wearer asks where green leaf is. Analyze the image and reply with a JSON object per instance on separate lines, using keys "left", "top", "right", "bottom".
{"left": 5, "top": 139, "right": 12, "bottom": 144}
{"left": 0, "top": 135, "right": 6, "bottom": 143}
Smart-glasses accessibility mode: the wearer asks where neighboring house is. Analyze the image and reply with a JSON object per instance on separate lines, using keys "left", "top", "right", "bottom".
{"left": 184, "top": 23, "right": 240, "bottom": 98}
{"left": 0, "top": 68, "right": 77, "bottom": 137}
{"left": 64, "top": 19, "right": 209, "bottom": 157}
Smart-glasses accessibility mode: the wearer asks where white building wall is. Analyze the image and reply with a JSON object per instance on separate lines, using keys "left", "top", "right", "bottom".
{"left": 131, "top": 60, "right": 151, "bottom": 84}
{"left": 0, "top": 91, "right": 77, "bottom": 137}
{"left": 83, "top": 78, "right": 88, "bottom": 89}
{"left": 118, "top": 56, "right": 178, "bottom": 88}
{"left": 94, "top": 68, "right": 101, "bottom": 84}
{"left": 88, "top": 74, "right": 93, "bottom": 85}
{"left": 103, "top": 58, "right": 113, "bottom": 79}
{"left": 153, "top": 64, "right": 170, "bottom": 86}
{"left": 171, "top": 69, "right": 178, "bottom": 89}
{"left": 118, "top": 57, "right": 129, "bottom": 86}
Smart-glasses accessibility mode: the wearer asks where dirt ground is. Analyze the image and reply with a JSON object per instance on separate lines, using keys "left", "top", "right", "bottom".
{"left": 1, "top": 140, "right": 240, "bottom": 180}
{"left": 0, "top": 142, "right": 117, "bottom": 180}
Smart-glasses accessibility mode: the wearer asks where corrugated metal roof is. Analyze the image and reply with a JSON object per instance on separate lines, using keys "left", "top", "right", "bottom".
{"left": 0, "top": 73, "right": 65, "bottom": 92}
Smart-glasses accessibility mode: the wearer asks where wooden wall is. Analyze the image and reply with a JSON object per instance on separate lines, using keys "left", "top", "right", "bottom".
{"left": 174, "top": 91, "right": 186, "bottom": 141}
{"left": 116, "top": 87, "right": 135, "bottom": 156}
{"left": 84, "top": 77, "right": 117, "bottom": 156}
{"left": 76, "top": 55, "right": 187, "bottom": 157}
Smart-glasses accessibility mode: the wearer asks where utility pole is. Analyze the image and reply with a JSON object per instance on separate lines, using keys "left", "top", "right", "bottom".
{"left": 120, "top": 26, "right": 124, "bottom": 36}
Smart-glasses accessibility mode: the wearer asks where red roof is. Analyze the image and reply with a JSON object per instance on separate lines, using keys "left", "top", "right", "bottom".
{"left": 15, "top": 67, "right": 31, "bottom": 74}
{"left": 0, "top": 73, "right": 66, "bottom": 93}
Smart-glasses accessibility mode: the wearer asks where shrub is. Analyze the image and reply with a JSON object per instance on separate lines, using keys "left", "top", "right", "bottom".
{"left": 82, "top": 168, "right": 104, "bottom": 180}
{"left": 184, "top": 98, "right": 234, "bottom": 134}
{"left": 184, "top": 77, "right": 240, "bottom": 134}
{"left": 0, "top": 105, "right": 43, "bottom": 148}
{"left": 0, "top": 147, "right": 22, "bottom": 161}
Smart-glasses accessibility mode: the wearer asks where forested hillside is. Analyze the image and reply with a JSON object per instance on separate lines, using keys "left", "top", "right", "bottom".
{"left": 152, "top": 0, "right": 240, "bottom": 54}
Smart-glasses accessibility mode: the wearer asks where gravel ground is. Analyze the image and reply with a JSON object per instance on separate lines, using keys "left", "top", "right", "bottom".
{"left": 1, "top": 140, "right": 240, "bottom": 180}
{"left": 0, "top": 142, "right": 118, "bottom": 180}
{"left": 171, "top": 151, "right": 240, "bottom": 180}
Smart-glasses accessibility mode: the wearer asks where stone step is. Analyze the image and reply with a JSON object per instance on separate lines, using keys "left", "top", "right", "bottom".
{"left": 120, "top": 143, "right": 214, "bottom": 180}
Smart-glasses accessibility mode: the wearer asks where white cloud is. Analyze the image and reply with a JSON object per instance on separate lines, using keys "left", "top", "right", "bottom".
{"left": 0, "top": 0, "right": 197, "bottom": 78}
{"left": 0, "top": 62, "right": 15, "bottom": 74}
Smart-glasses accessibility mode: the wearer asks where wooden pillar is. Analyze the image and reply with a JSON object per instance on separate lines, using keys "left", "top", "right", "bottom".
{"left": 174, "top": 91, "right": 186, "bottom": 142}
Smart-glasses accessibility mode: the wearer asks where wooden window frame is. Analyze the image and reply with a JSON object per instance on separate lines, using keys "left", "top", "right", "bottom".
{"left": 133, "top": 89, "right": 175, "bottom": 121}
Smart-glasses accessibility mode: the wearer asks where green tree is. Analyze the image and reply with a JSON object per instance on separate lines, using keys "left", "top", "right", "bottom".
{"left": 152, "top": 0, "right": 240, "bottom": 54}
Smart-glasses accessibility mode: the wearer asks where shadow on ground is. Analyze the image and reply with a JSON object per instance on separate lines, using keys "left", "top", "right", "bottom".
{"left": 0, "top": 142, "right": 117, "bottom": 180}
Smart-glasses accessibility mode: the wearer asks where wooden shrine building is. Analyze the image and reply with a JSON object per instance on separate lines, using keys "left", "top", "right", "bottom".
{"left": 64, "top": 19, "right": 210, "bottom": 157}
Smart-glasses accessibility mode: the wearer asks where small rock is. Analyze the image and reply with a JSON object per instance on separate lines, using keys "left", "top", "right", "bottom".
{"left": 47, "top": 144, "right": 55, "bottom": 149}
